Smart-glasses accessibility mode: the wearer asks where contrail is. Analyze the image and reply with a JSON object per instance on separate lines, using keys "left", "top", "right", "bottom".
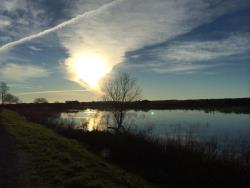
{"left": 17, "top": 89, "right": 87, "bottom": 96}
{"left": 0, "top": 0, "right": 124, "bottom": 52}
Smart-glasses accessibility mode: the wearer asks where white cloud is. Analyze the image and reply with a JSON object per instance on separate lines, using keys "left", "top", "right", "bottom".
{"left": 128, "top": 33, "right": 250, "bottom": 74}
{"left": 0, "top": 0, "right": 249, "bottom": 86}
{"left": 0, "top": 0, "right": 28, "bottom": 12}
{"left": 0, "top": 19, "right": 11, "bottom": 28}
{"left": 58, "top": 0, "right": 249, "bottom": 87}
{"left": 163, "top": 33, "right": 250, "bottom": 62}
{"left": 0, "top": 63, "right": 49, "bottom": 81}
{"left": 0, "top": 0, "right": 51, "bottom": 49}
{"left": 0, "top": 49, "right": 32, "bottom": 65}
{"left": 151, "top": 63, "right": 213, "bottom": 74}
{"left": 123, "top": 61, "right": 215, "bottom": 74}
{"left": 28, "top": 45, "right": 42, "bottom": 51}
{"left": 0, "top": 0, "right": 123, "bottom": 52}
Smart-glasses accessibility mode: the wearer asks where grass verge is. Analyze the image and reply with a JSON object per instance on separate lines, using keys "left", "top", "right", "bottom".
{"left": 1, "top": 109, "right": 153, "bottom": 188}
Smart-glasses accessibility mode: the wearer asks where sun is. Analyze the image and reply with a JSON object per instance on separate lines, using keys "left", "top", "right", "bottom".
{"left": 71, "top": 54, "right": 110, "bottom": 90}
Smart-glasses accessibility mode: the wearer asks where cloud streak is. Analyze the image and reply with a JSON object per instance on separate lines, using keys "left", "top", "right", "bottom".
{"left": 151, "top": 63, "right": 214, "bottom": 74}
{"left": 0, "top": 63, "right": 49, "bottom": 81}
{"left": 163, "top": 33, "right": 250, "bottom": 62}
{"left": 0, "top": 0, "right": 123, "bottom": 52}
{"left": 16, "top": 89, "right": 87, "bottom": 96}
{"left": 124, "top": 33, "right": 250, "bottom": 74}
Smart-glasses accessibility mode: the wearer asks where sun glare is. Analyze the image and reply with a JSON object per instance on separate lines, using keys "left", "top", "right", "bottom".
{"left": 71, "top": 54, "right": 110, "bottom": 90}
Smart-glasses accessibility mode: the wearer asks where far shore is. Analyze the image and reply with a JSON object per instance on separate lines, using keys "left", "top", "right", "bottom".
{"left": 1, "top": 98, "right": 250, "bottom": 114}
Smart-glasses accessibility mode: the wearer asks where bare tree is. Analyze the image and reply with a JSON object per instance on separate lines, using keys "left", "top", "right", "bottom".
{"left": 103, "top": 72, "right": 141, "bottom": 131}
{"left": 103, "top": 72, "right": 141, "bottom": 103}
{"left": 0, "top": 82, "right": 9, "bottom": 104}
{"left": 34, "top": 97, "right": 48, "bottom": 104}
{"left": 4, "top": 93, "right": 21, "bottom": 104}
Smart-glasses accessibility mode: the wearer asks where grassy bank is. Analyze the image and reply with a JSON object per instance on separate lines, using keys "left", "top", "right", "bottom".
{"left": 52, "top": 129, "right": 250, "bottom": 188}
{"left": 4, "top": 107, "right": 250, "bottom": 187}
{"left": 0, "top": 109, "right": 153, "bottom": 188}
{"left": 15, "top": 108, "right": 250, "bottom": 187}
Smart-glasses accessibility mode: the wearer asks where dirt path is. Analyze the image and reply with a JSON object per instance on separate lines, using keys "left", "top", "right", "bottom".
{"left": 0, "top": 109, "right": 20, "bottom": 187}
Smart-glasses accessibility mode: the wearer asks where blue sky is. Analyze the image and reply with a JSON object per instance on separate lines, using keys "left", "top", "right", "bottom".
{"left": 0, "top": 0, "right": 249, "bottom": 102}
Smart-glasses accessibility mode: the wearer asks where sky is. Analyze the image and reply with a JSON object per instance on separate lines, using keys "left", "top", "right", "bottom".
{"left": 0, "top": 0, "right": 249, "bottom": 102}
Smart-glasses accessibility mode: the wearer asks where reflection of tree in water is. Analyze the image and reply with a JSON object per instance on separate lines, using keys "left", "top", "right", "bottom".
{"left": 87, "top": 110, "right": 127, "bottom": 132}
{"left": 105, "top": 110, "right": 139, "bottom": 132}
{"left": 79, "top": 110, "right": 139, "bottom": 132}
{"left": 107, "top": 110, "right": 127, "bottom": 132}
{"left": 102, "top": 72, "right": 141, "bottom": 132}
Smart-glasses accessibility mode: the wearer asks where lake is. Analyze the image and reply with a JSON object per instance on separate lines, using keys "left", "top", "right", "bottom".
{"left": 57, "top": 109, "right": 250, "bottom": 151}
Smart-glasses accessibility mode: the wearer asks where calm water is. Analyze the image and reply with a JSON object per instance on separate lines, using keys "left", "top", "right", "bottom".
{"left": 58, "top": 109, "right": 250, "bottom": 150}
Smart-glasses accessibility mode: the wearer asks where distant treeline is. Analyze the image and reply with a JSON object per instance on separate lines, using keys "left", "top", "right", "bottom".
{"left": 1, "top": 98, "right": 250, "bottom": 114}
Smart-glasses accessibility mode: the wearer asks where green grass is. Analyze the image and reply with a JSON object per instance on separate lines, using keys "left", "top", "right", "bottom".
{"left": 1, "top": 109, "right": 153, "bottom": 187}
